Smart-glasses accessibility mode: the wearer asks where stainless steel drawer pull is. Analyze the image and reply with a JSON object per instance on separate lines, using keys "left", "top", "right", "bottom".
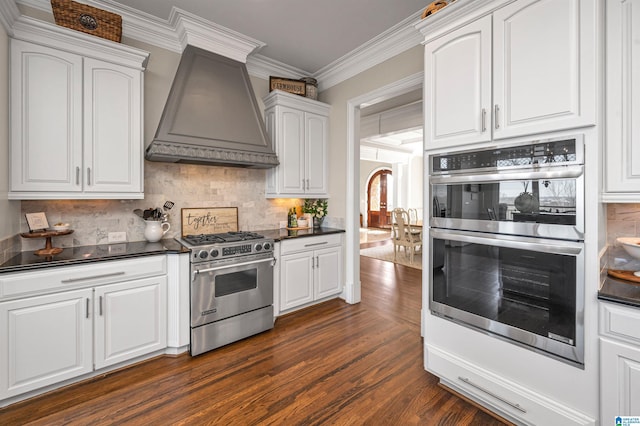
{"left": 76, "top": 167, "right": 80, "bottom": 185}
{"left": 87, "top": 168, "right": 91, "bottom": 186}
{"left": 458, "top": 376, "right": 526, "bottom": 413}
{"left": 61, "top": 271, "right": 126, "bottom": 284}
{"left": 86, "top": 298, "right": 90, "bottom": 318}
{"left": 481, "top": 108, "right": 486, "bottom": 132}
{"left": 99, "top": 296, "right": 103, "bottom": 316}
{"left": 316, "top": 255, "right": 319, "bottom": 268}
{"left": 304, "top": 241, "right": 328, "bottom": 248}
{"left": 494, "top": 104, "right": 500, "bottom": 129}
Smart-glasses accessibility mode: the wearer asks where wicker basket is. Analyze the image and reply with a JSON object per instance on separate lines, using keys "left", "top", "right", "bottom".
{"left": 51, "top": 0, "right": 122, "bottom": 42}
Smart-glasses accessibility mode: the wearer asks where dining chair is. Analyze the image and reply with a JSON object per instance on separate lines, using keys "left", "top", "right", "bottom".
{"left": 392, "top": 208, "right": 422, "bottom": 263}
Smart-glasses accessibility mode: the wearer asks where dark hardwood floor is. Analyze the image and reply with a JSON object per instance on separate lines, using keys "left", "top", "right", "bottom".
{"left": 0, "top": 255, "right": 508, "bottom": 425}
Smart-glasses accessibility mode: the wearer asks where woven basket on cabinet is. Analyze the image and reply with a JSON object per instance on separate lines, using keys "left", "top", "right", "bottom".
{"left": 50, "top": 0, "right": 122, "bottom": 42}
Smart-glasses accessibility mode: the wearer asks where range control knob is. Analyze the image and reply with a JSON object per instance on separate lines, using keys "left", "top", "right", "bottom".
{"left": 209, "top": 249, "right": 219, "bottom": 258}
{"left": 254, "top": 243, "right": 263, "bottom": 252}
{"left": 197, "top": 250, "right": 209, "bottom": 259}
{"left": 263, "top": 242, "right": 272, "bottom": 251}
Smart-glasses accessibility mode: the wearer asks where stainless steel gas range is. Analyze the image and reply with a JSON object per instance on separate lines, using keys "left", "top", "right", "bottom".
{"left": 179, "top": 231, "right": 275, "bottom": 356}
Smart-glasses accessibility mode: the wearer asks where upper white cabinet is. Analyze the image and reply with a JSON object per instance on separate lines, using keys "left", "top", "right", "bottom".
{"left": 264, "top": 90, "right": 330, "bottom": 198}
{"left": 424, "top": 16, "right": 492, "bottom": 148}
{"left": 421, "top": 0, "right": 596, "bottom": 150}
{"left": 602, "top": 0, "right": 640, "bottom": 201}
{"left": 9, "top": 19, "right": 149, "bottom": 200}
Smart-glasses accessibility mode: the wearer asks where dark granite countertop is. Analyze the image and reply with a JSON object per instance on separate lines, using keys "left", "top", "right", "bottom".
{"left": 0, "top": 228, "right": 345, "bottom": 274}
{"left": 599, "top": 277, "right": 640, "bottom": 308}
{"left": 259, "top": 227, "right": 345, "bottom": 242}
{"left": 0, "top": 239, "right": 189, "bottom": 274}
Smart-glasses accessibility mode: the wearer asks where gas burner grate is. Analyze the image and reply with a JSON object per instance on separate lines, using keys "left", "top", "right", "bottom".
{"left": 182, "top": 231, "right": 265, "bottom": 246}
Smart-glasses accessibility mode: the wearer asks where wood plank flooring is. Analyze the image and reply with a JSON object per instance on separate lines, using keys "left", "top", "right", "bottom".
{"left": 0, "top": 256, "right": 508, "bottom": 425}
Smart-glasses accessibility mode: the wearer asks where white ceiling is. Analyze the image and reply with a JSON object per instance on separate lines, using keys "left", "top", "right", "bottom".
{"left": 106, "top": 0, "right": 428, "bottom": 74}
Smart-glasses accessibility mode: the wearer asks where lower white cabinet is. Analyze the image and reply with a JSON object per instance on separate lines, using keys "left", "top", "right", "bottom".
{"left": 94, "top": 277, "right": 167, "bottom": 369}
{"left": 279, "top": 234, "right": 343, "bottom": 313}
{"left": 599, "top": 302, "right": 640, "bottom": 423}
{"left": 0, "top": 289, "right": 93, "bottom": 400}
{"left": 0, "top": 257, "right": 167, "bottom": 402}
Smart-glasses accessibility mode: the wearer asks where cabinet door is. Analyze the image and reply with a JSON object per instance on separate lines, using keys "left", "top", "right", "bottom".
{"left": 424, "top": 15, "right": 492, "bottom": 150}
{"left": 0, "top": 289, "right": 93, "bottom": 399}
{"left": 314, "top": 246, "right": 343, "bottom": 300}
{"left": 600, "top": 338, "right": 640, "bottom": 423}
{"left": 603, "top": 0, "right": 640, "bottom": 198}
{"left": 492, "top": 0, "right": 595, "bottom": 139}
{"left": 10, "top": 40, "right": 83, "bottom": 193}
{"left": 278, "top": 106, "right": 306, "bottom": 194}
{"left": 280, "top": 252, "right": 314, "bottom": 311}
{"left": 84, "top": 58, "right": 143, "bottom": 195}
{"left": 94, "top": 276, "right": 167, "bottom": 369}
{"left": 305, "top": 112, "right": 328, "bottom": 195}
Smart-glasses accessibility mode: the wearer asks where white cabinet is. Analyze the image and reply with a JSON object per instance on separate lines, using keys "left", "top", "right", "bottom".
{"left": 421, "top": 0, "right": 596, "bottom": 150}
{"left": 279, "top": 234, "right": 343, "bottom": 313}
{"left": 599, "top": 302, "right": 640, "bottom": 423}
{"left": 0, "top": 257, "right": 167, "bottom": 401}
{"left": 0, "top": 289, "right": 93, "bottom": 400}
{"left": 94, "top": 277, "right": 167, "bottom": 370}
{"left": 9, "top": 20, "right": 148, "bottom": 200}
{"left": 602, "top": 0, "right": 640, "bottom": 201}
{"left": 264, "top": 90, "right": 330, "bottom": 198}
{"left": 424, "top": 16, "right": 492, "bottom": 149}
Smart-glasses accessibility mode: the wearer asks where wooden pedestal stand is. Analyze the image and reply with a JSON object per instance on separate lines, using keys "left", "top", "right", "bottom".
{"left": 20, "top": 230, "right": 73, "bottom": 256}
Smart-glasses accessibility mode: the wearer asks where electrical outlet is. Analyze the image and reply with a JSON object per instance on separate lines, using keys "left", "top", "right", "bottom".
{"left": 108, "top": 232, "right": 127, "bottom": 243}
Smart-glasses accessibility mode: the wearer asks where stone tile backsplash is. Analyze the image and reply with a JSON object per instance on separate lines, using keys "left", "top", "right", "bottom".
{"left": 606, "top": 203, "right": 640, "bottom": 246}
{"left": 19, "top": 162, "right": 310, "bottom": 250}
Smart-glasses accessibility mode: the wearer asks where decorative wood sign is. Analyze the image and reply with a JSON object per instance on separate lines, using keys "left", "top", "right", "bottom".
{"left": 181, "top": 207, "right": 238, "bottom": 236}
{"left": 269, "top": 76, "right": 306, "bottom": 96}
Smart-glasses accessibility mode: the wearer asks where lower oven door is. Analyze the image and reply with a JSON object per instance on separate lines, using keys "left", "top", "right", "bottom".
{"left": 191, "top": 254, "right": 274, "bottom": 327}
{"left": 429, "top": 228, "right": 585, "bottom": 366}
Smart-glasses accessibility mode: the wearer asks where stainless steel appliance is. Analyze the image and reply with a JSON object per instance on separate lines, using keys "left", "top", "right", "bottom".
{"left": 180, "top": 231, "right": 275, "bottom": 356}
{"left": 428, "top": 136, "right": 585, "bottom": 366}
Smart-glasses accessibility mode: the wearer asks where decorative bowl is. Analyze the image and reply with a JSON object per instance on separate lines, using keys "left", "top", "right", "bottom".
{"left": 50, "top": 223, "right": 71, "bottom": 232}
{"left": 617, "top": 237, "right": 640, "bottom": 259}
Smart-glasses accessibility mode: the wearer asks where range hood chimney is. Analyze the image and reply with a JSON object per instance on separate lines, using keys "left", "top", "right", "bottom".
{"left": 145, "top": 45, "right": 278, "bottom": 168}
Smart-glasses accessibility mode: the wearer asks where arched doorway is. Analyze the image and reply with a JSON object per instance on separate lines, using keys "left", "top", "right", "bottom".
{"left": 367, "top": 168, "right": 393, "bottom": 228}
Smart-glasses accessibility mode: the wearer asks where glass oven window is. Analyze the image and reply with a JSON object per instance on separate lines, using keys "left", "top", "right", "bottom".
{"left": 432, "top": 178, "right": 576, "bottom": 225}
{"left": 215, "top": 269, "right": 258, "bottom": 297}
{"left": 432, "top": 238, "right": 576, "bottom": 344}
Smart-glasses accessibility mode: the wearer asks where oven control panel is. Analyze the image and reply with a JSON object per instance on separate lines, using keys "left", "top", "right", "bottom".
{"left": 192, "top": 239, "right": 274, "bottom": 262}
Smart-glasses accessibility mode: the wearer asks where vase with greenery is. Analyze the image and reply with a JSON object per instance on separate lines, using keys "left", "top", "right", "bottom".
{"left": 302, "top": 199, "right": 328, "bottom": 228}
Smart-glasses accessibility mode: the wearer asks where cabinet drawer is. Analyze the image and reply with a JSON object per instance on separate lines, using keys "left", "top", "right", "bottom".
{"left": 280, "top": 234, "right": 342, "bottom": 255}
{"left": 0, "top": 256, "right": 167, "bottom": 300}
{"left": 600, "top": 302, "right": 640, "bottom": 345}
{"left": 426, "top": 345, "right": 594, "bottom": 426}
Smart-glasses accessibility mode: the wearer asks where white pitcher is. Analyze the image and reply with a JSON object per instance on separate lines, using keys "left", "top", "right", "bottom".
{"left": 144, "top": 220, "right": 170, "bottom": 242}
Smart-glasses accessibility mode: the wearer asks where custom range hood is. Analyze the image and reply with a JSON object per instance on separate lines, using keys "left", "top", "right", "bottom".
{"left": 145, "top": 45, "right": 278, "bottom": 168}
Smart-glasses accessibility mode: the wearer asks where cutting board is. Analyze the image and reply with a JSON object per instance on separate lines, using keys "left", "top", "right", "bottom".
{"left": 181, "top": 207, "right": 238, "bottom": 236}
{"left": 607, "top": 269, "right": 640, "bottom": 284}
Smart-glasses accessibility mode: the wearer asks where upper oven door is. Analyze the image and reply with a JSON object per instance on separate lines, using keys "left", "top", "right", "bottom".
{"left": 191, "top": 255, "right": 274, "bottom": 327}
{"left": 431, "top": 166, "right": 584, "bottom": 241}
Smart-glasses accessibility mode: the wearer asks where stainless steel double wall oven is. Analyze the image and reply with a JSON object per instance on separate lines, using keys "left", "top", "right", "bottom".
{"left": 429, "top": 136, "right": 585, "bottom": 366}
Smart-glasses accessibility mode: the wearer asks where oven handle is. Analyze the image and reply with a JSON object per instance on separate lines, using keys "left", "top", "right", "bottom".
{"left": 430, "top": 229, "right": 583, "bottom": 256}
{"left": 193, "top": 257, "right": 275, "bottom": 278}
{"left": 430, "top": 165, "right": 583, "bottom": 185}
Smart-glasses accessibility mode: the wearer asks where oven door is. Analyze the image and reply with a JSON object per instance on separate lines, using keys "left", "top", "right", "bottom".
{"left": 429, "top": 228, "right": 585, "bottom": 366}
{"left": 431, "top": 166, "right": 584, "bottom": 241}
{"left": 191, "top": 254, "right": 274, "bottom": 327}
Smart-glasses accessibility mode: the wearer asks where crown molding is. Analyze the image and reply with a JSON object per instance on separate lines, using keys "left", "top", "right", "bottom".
{"left": 13, "top": 0, "right": 425, "bottom": 88}
{"left": 315, "top": 11, "right": 423, "bottom": 91}
{"left": 0, "top": 1, "right": 20, "bottom": 34}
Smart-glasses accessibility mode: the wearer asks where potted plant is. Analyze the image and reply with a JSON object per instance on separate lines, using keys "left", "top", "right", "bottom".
{"left": 302, "top": 199, "right": 328, "bottom": 228}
